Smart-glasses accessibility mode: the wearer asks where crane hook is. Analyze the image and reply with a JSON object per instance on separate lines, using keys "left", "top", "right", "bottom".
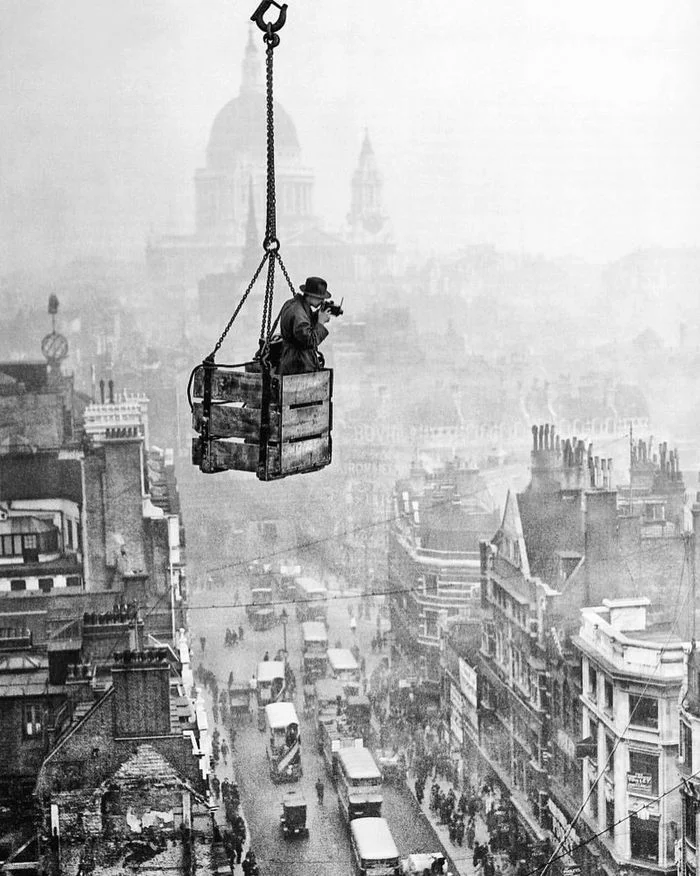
{"left": 251, "top": 0, "right": 288, "bottom": 40}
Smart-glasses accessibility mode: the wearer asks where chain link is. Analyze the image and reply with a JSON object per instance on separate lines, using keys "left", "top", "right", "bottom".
{"left": 205, "top": 16, "right": 290, "bottom": 362}
{"left": 209, "top": 252, "right": 267, "bottom": 358}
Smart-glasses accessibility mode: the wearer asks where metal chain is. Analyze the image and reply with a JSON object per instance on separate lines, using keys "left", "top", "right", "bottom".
{"left": 205, "top": 11, "right": 288, "bottom": 362}
{"left": 274, "top": 251, "right": 297, "bottom": 297}
{"left": 208, "top": 252, "right": 267, "bottom": 358}
{"left": 264, "top": 27, "right": 277, "bottom": 250}
{"left": 260, "top": 26, "right": 278, "bottom": 346}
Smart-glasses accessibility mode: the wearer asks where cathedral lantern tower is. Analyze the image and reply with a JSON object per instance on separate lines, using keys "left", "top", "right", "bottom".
{"left": 347, "top": 130, "right": 388, "bottom": 236}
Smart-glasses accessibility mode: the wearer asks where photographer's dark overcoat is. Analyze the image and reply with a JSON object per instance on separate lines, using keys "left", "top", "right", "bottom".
{"left": 277, "top": 293, "right": 329, "bottom": 375}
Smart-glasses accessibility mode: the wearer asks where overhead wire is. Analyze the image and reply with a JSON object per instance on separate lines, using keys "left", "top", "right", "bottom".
{"left": 537, "top": 533, "right": 693, "bottom": 876}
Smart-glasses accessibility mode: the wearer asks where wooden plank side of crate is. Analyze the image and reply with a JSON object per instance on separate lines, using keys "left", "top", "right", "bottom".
{"left": 192, "top": 366, "right": 263, "bottom": 404}
{"left": 279, "top": 370, "right": 331, "bottom": 407}
{"left": 279, "top": 400, "right": 331, "bottom": 442}
{"left": 192, "top": 402, "right": 279, "bottom": 440}
{"left": 191, "top": 437, "right": 258, "bottom": 472}
{"left": 279, "top": 435, "right": 331, "bottom": 475}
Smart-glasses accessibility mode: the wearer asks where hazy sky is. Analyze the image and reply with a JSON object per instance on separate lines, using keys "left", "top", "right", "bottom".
{"left": 1, "top": 0, "right": 699, "bottom": 270}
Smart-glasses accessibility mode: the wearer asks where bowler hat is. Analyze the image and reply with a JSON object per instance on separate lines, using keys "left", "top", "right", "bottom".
{"left": 300, "top": 277, "right": 331, "bottom": 299}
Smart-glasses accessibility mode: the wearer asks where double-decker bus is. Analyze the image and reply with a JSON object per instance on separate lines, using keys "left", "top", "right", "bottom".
{"left": 247, "top": 583, "right": 275, "bottom": 630}
{"left": 294, "top": 577, "right": 328, "bottom": 623}
{"left": 301, "top": 621, "right": 328, "bottom": 683}
{"left": 349, "top": 817, "right": 400, "bottom": 876}
{"left": 313, "top": 678, "right": 346, "bottom": 748}
{"left": 319, "top": 717, "right": 362, "bottom": 781}
{"left": 256, "top": 660, "right": 285, "bottom": 729}
{"left": 327, "top": 647, "right": 361, "bottom": 695}
{"left": 265, "top": 701, "right": 302, "bottom": 783}
{"left": 337, "top": 746, "right": 383, "bottom": 822}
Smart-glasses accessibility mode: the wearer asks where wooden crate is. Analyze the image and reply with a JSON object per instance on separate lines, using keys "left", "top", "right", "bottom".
{"left": 191, "top": 363, "right": 332, "bottom": 480}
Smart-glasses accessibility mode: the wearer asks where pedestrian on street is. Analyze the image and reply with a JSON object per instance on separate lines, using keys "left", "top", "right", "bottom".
{"left": 200, "top": 636, "right": 206, "bottom": 652}
{"left": 315, "top": 777, "right": 325, "bottom": 804}
{"left": 414, "top": 778, "right": 424, "bottom": 805}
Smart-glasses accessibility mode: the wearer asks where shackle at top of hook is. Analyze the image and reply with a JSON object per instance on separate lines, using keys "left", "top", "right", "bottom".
{"left": 251, "top": 0, "right": 288, "bottom": 35}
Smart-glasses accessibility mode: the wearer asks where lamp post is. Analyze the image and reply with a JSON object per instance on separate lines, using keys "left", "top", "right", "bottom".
{"left": 280, "top": 607, "right": 288, "bottom": 655}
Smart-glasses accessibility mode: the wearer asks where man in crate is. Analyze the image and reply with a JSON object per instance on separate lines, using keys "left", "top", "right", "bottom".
{"left": 276, "top": 276, "right": 335, "bottom": 375}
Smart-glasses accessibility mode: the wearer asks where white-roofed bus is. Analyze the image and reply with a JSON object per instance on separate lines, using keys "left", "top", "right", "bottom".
{"left": 337, "top": 746, "right": 383, "bottom": 822}
{"left": 294, "top": 576, "right": 328, "bottom": 623}
{"left": 301, "top": 620, "right": 329, "bottom": 684}
{"left": 256, "top": 659, "right": 286, "bottom": 730}
{"left": 350, "top": 816, "right": 400, "bottom": 876}
{"left": 265, "top": 701, "right": 302, "bottom": 783}
{"left": 327, "top": 647, "right": 361, "bottom": 696}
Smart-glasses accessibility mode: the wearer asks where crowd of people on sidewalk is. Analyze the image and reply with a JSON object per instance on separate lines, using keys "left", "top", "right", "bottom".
{"left": 366, "top": 662, "right": 553, "bottom": 876}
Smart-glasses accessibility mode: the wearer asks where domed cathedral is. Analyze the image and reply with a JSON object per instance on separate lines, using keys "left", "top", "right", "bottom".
{"left": 146, "top": 30, "right": 395, "bottom": 320}
{"left": 195, "top": 29, "right": 315, "bottom": 247}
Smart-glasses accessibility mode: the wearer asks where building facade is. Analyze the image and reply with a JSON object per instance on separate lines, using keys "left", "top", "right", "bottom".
{"left": 574, "top": 598, "right": 685, "bottom": 875}
{"left": 388, "top": 460, "right": 499, "bottom": 693}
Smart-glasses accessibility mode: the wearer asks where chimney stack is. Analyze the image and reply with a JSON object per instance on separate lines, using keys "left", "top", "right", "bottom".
{"left": 112, "top": 649, "right": 171, "bottom": 738}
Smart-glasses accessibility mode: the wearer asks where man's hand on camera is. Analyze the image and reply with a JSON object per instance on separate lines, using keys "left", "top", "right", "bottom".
{"left": 317, "top": 308, "right": 331, "bottom": 325}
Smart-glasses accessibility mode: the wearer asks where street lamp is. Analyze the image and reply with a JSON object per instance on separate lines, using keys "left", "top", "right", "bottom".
{"left": 280, "top": 607, "right": 288, "bottom": 655}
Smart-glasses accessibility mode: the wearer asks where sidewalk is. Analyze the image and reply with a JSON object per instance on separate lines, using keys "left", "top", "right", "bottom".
{"left": 405, "top": 770, "right": 514, "bottom": 876}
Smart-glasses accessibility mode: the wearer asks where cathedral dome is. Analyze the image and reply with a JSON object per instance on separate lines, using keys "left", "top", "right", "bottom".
{"left": 205, "top": 30, "right": 301, "bottom": 172}
{"left": 206, "top": 93, "right": 300, "bottom": 172}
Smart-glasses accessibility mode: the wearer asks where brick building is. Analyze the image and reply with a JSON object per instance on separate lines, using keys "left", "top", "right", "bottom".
{"left": 0, "top": 355, "right": 191, "bottom": 866}
{"left": 34, "top": 648, "right": 211, "bottom": 876}
{"left": 474, "top": 423, "right": 693, "bottom": 874}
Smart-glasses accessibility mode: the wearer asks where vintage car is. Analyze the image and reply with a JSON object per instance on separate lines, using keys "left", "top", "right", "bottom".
{"left": 280, "top": 789, "right": 308, "bottom": 838}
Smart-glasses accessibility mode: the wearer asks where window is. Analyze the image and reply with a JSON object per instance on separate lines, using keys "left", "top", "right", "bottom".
{"left": 66, "top": 576, "right": 81, "bottom": 588}
{"left": 552, "top": 681, "right": 561, "bottom": 720}
{"left": 67, "top": 520, "right": 74, "bottom": 550}
{"left": 38, "top": 578, "right": 53, "bottom": 593}
{"left": 589, "top": 783, "right": 598, "bottom": 820}
{"left": 10, "top": 579, "right": 26, "bottom": 592}
{"left": 425, "top": 611, "right": 438, "bottom": 638}
{"left": 588, "top": 665, "right": 598, "bottom": 701}
{"left": 630, "top": 813, "right": 659, "bottom": 863}
{"left": 629, "top": 694, "right": 658, "bottom": 729}
{"left": 425, "top": 574, "right": 438, "bottom": 595}
{"left": 604, "top": 678, "right": 613, "bottom": 713}
{"left": 628, "top": 750, "right": 658, "bottom": 796}
{"left": 23, "top": 534, "right": 37, "bottom": 550}
{"left": 681, "top": 721, "right": 693, "bottom": 771}
{"left": 605, "top": 735, "right": 615, "bottom": 772}
{"left": 1, "top": 535, "right": 21, "bottom": 557}
{"left": 605, "top": 796, "right": 615, "bottom": 836}
{"left": 23, "top": 703, "right": 42, "bottom": 737}
{"left": 588, "top": 718, "right": 599, "bottom": 766}
{"left": 685, "top": 796, "right": 697, "bottom": 846}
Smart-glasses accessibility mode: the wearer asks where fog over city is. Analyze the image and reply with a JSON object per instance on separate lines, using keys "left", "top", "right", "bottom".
{"left": 4, "top": 4, "right": 700, "bottom": 874}
{"left": 2, "top": 0, "right": 699, "bottom": 268}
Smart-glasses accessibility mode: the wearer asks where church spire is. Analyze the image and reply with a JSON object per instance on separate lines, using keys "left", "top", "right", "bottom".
{"left": 240, "top": 27, "right": 263, "bottom": 95}
{"left": 347, "top": 129, "right": 387, "bottom": 234}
